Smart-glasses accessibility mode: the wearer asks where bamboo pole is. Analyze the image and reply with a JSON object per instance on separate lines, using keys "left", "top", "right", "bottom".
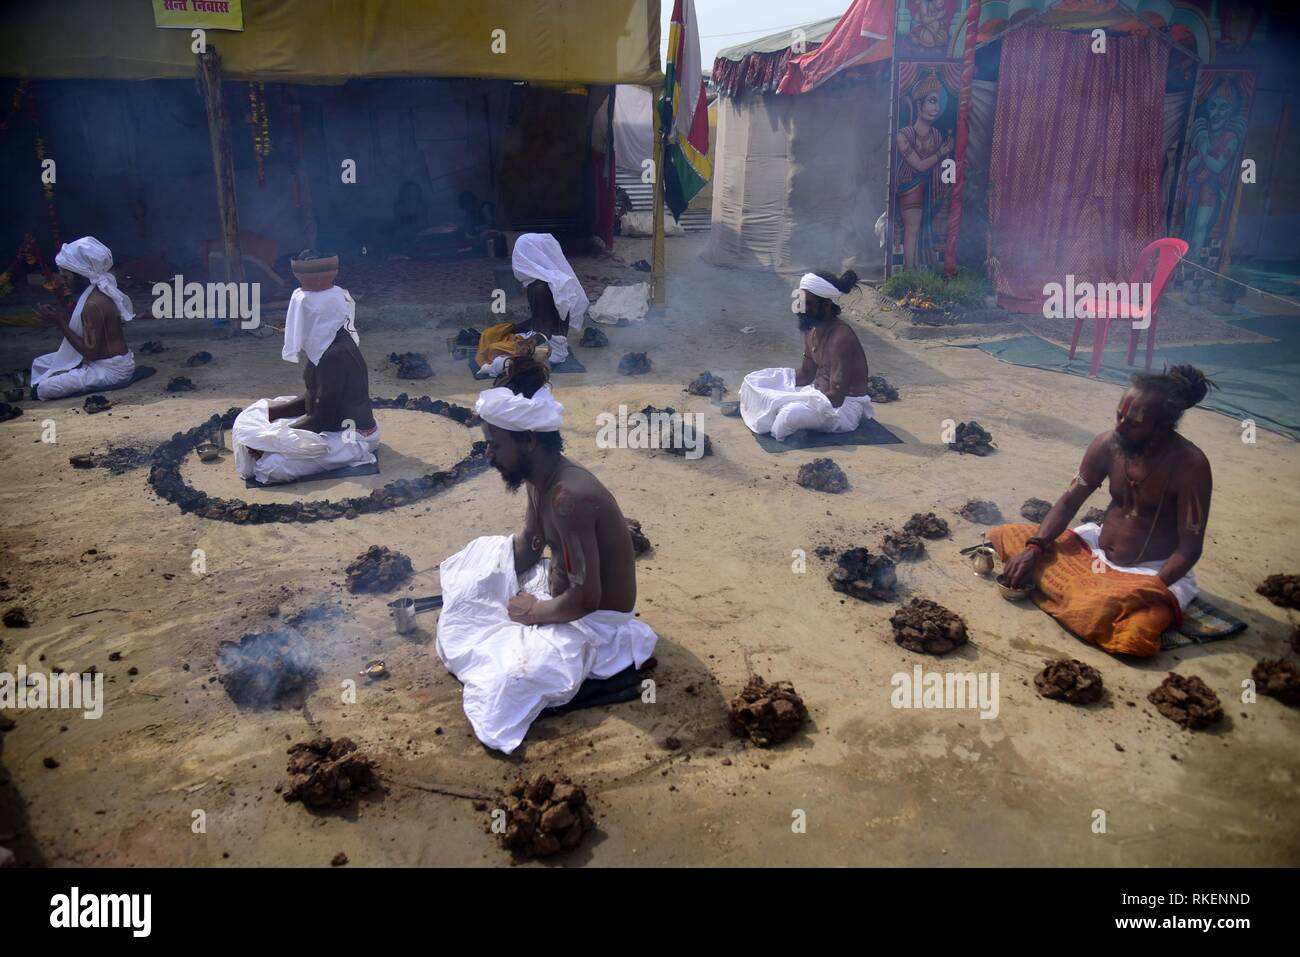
{"left": 197, "top": 47, "right": 245, "bottom": 287}
{"left": 652, "top": 82, "right": 666, "bottom": 306}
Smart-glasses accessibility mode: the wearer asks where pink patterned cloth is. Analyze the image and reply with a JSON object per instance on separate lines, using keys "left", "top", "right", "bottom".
{"left": 988, "top": 27, "right": 1169, "bottom": 313}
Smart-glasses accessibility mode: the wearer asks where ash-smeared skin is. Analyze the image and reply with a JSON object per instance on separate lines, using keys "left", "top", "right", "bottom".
{"left": 1004, "top": 386, "right": 1212, "bottom": 591}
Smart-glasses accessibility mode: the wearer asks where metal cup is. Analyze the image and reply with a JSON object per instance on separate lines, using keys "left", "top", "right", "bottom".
{"left": 392, "top": 598, "right": 417, "bottom": 635}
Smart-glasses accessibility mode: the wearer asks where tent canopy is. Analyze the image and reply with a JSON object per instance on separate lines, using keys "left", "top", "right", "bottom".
{"left": 0, "top": 0, "right": 663, "bottom": 85}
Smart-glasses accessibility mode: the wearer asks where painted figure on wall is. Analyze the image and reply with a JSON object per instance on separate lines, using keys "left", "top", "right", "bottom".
{"left": 1180, "top": 74, "right": 1249, "bottom": 265}
{"left": 894, "top": 68, "right": 954, "bottom": 270}
{"left": 907, "top": 0, "right": 956, "bottom": 51}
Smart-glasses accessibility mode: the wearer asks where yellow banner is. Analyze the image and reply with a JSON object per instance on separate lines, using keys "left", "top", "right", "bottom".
{"left": 152, "top": 0, "right": 244, "bottom": 31}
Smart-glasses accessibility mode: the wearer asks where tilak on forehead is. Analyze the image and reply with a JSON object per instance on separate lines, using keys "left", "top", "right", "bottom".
{"left": 1118, "top": 394, "right": 1144, "bottom": 422}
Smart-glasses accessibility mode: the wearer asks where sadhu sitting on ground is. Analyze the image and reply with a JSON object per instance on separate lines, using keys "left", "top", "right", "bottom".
{"left": 436, "top": 348, "right": 657, "bottom": 753}
{"left": 993, "top": 365, "right": 1214, "bottom": 657}
{"left": 233, "top": 253, "right": 379, "bottom": 485}
{"left": 30, "top": 237, "right": 136, "bottom": 401}
{"left": 741, "top": 270, "right": 873, "bottom": 442}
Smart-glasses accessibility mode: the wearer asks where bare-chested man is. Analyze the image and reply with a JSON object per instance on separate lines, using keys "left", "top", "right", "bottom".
{"left": 740, "top": 270, "right": 874, "bottom": 442}
{"left": 232, "top": 254, "right": 379, "bottom": 485}
{"left": 992, "top": 365, "right": 1214, "bottom": 656}
{"left": 434, "top": 350, "right": 657, "bottom": 753}
{"left": 30, "top": 237, "right": 136, "bottom": 401}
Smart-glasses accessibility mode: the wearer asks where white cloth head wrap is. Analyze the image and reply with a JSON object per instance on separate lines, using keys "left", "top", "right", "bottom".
{"left": 55, "top": 236, "right": 135, "bottom": 322}
{"left": 799, "top": 273, "right": 843, "bottom": 301}
{"left": 282, "top": 286, "right": 359, "bottom": 365}
{"left": 512, "top": 233, "right": 589, "bottom": 327}
{"left": 475, "top": 384, "right": 564, "bottom": 433}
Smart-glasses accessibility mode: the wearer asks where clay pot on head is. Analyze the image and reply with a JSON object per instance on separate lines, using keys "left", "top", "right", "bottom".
{"left": 291, "top": 255, "right": 339, "bottom": 292}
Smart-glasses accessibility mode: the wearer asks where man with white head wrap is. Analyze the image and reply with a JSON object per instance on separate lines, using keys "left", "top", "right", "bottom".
{"left": 232, "top": 254, "right": 380, "bottom": 484}
{"left": 741, "top": 269, "right": 874, "bottom": 442}
{"left": 30, "top": 237, "right": 136, "bottom": 400}
{"left": 435, "top": 349, "right": 657, "bottom": 753}
{"left": 511, "top": 232, "right": 589, "bottom": 365}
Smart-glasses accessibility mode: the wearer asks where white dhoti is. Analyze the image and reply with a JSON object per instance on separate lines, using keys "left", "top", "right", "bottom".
{"left": 233, "top": 396, "right": 380, "bottom": 485}
{"left": 436, "top": 534, "right": 658, "bottom": 754}
{"left": 1071, "top": 522, "right": 1199, "bottom": 610}
{"left": 32, "top": 351, "right": 135, "bottom": 401}
{"left": 740, "top": 366, "right": 873, "bottom": 442}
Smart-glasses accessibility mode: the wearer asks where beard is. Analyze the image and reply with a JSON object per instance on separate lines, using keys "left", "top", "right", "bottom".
{"left": 797, "top": 312, "right": 820, "bottom": 332}
{"left": 494, "top": 460, "right": 530, "bottom": 492}
{"left": 1112, "top": 431, "right": 1147, "bottom": 456}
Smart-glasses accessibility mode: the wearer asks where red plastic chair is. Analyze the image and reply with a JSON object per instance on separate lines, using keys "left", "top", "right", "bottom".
{"left": 1068, "top": 238, "right": 1189, "bottom": 378}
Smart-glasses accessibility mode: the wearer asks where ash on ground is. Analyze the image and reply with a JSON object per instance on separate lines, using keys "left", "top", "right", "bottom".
{"left": 827, "top": 547, "right": 897, "bottom": 602}
{"left": 797, "top": 457, "right": 848, "bottom": 493}
{"left": 1257, "top": 574, "right": 1300, "bottom": 610}
{"left": 495, "top": 774, "right": 596, "bottom": 858}
{"left": 388, "top": 351, "right": 433, "bottom": 379}
{"left": 1020, "top": 498, "right": 1053, "bottom": 523}
{"left": 865, "top": 375, "right": 898, "bottom": 403}
{"left": 728, "top": 675, "right": 808, "bottom": 748}
{"left": 1034, "top": 658, "right": 1104, "bottom": 704}
{"left": 1148, "top": 674, "right": 1223, "bottom": 730}
{"left": 73, "top": 445, "right": 154, "bottom": 475}
{"left": 345, "top": 546, "right": 414, "bottom": 593}
{"left": 579, "top": 327, "right": 608, "bottom": 348}
{"left": 956, "top": 499, "right": 1002, "bottom": 525}
{"left": 638, "top": 405, "right": 713, "bottom": 457}
{"left": 890, "top": 599, "right": 968, "bottom": 655}
{"left": 282, "top": 737, "right": 379, "bottom": 809}
{"left": 1251, "top": 659, "right": 1300, "bottom": 707}
{"left": 217, "top": 628, "right": 315, "bottom": 707}
{"left": 626, "top": 518, "right": 652, "bottom": 555}
{"left": 948, "top": 421, "right": 994, "bottom": 456}
{"left": 617, "top": 352, "right": 652, "bottom": 375}
{"left": 686, "top": 371, "right": 725, "bottom": 396}
{"left": 882, "top": 531, "right": 925, "bottom": 561}
{"left": 903, "top": 512, "right": 949, "bottom": 539}
{"left": 166, "top": 376, "right": 195, "bottom": 392}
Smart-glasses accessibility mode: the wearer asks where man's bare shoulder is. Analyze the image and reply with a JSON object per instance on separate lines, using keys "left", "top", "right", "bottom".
{"left": 1173, "top": 434, "right": 1211, "bottom": 473}
{"left": 550, "top": 463, "right": 615, "bottom": 519}
{"left": 82, "top": 290, "right": 120, "bottom": 323}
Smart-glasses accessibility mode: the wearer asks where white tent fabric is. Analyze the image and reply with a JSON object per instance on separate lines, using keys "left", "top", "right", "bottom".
{"left": 614, "top": 84, "right": 654, "bottom": 176}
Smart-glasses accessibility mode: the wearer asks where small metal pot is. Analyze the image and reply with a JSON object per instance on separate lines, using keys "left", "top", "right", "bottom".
{"left": 971, "top": 546, "right": 996, "bottom": 576}
{"left": 392, "top": 598, "right": 417, "bottom": 635}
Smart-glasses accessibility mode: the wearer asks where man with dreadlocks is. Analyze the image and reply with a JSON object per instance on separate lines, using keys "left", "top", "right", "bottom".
{"left": 992, "top": 365, "right": 1215, "bottom": 657}
{"left": 434, "top": 347, "right": 657, "bottom": 753}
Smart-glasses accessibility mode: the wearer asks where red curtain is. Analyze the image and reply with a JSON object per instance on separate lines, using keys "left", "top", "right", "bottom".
{"left": 988, "top": 27, "right": 1169, "bottom": 313}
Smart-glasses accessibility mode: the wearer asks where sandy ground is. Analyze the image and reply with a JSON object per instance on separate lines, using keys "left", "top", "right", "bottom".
{"left": 1, "top": 233, "right": 1297, "bottom": 867}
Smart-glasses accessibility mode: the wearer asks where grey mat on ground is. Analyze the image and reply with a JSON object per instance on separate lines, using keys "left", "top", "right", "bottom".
{"left": 244, "top": 451, "right": 380, "bottom": 488}
{"left": 1161, "top": 596, "right": 1248, "bottom": 650}
{"left": 44, "top": 365, "right": 157, "bottom": 399}
{"left": 752, "top": 417, "right": 903, "bottom": 452}
{"left": 468, "top": 354, "right": 586, "bottom": 378}
{"left": 538, "top": 665, "right": 647, "bottom": 717}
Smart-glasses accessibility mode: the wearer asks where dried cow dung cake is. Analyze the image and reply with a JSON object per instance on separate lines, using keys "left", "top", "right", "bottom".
{"left": 903, "top": 512, "right": 949, "bottom": 539}
{"left": 185, "top": 351, "right": 213, "bottom": 367}
{"left": 1020, "top": 497, "right": 1052, "bottom": 523}
{"left": 1251, "top": 658, "right": 1300, "bottom": 707}
{"left": 1081, "top": 506, "right": 1107, "bottom": 525}
{"left": 217, "top": 628, "right": 315, "bottom": 706}
{"left": 139, "top": 340, "right": 165, "bottom": 355}
{"left": 796, "top": 457, "right": 848, "bottom": 493}
{"left": 166, "top": 376, "right": 196, "bottom": 392}
{"left": 956, "top": 499, "right": 1002, "bottom": 525}
{"left": 890, "top": 598, "right": 968, "bottom": 655}
{"left": 282, "top": 737, "right": 378, "bottom": 809}
{"left": 638, "top": 405, "right": 713, "bottom": 458}
{"left": 83, "top": 394, "right": 111, "bottom": 414}
{"left": 0, "top": 402, "right": 23, "bottom": 423}
{"left": 617, "top": 352, "right": 652, "bottom": 375}
{"left": 728, "top": 675, "right": 808, "bottom": 747}
{"left": 1256, "top": 574, "right": 1300, "bottom": 610}
{"left": 579, "top": 326, "right": 608, "bottom": 348}
{"left": 686, "top": 370, "right": 725, "bottom": 397}
{"left": 865, "top": 375, "right": 898, "bottom": 403}
{"left": 948, "top": 421, "right": 994, "bottom": 456}
{"left": 345, "top": 546, "right": 414, "bottom": 593}
{"left": 1034, "top": 658, "right": 1104, "bottom": 704}
{"left": 882, "top": 531, "right": 925, "bottom": 561}
{"left": 496, "top": 774, "right": 596, "bottom": 858}
{"left": 388, "top": 351, "right": 433, "bottom": 379}
{"left": 3, "top": 607, "right": 31, "bottom": 628}
{"left": 1147, "top": 673, "right": 1223, "bottom": 730}
{"left": 626, "top": 518, "right": 652, "bottom": 555}
{"left": 828, "top": 547, "right": 897, "bottom": 602}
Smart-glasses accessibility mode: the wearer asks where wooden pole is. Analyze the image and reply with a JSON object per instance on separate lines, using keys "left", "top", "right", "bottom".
{"left": 197, "top": 47, "right": 245, "bottom": 287}
{"left": 652, "top": 83, "right": 666, "bottom": 306}
{"left": 945, "top": 0, "right": 981, "bottom": 278}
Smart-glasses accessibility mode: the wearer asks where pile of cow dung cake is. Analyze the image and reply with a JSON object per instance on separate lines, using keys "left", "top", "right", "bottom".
{"left": 728, "top": 675, "right": 808, "bottom": 747}
{"left": 185, "top": 350, "right": 213, "bottom": 367}
{"left": 882, "top": 530, "right": 925, "bottom": 561}
{"left": 579, "top": 327, "right": 608, "bottom": 348}
{"left": 617, "top": 352, "right": 652, "bottom": 375}
{"left": 138, "top": 340, "right": 165, "bottom": 355}
{"left": 827, "top": 547, "right": 897, "bottom": 602}
{"left": 1251, "top": 658, "right": 1300, "bottom": 706}
{"left": 495, "top": 774, "right": 596, "bottom": 858}
{"left": 948, "top": 421, "right": 995, "bottom": 456}
{"left": 345, "top": 546, "right": 413, "bottom": 593}
{"left": 1034, "top": 658, "right": 1104, "bottom": 704}
{"left": 686, "top": 370, "right": 726, "bottom": 396}
{"left": 956, "top": 499, "right": 1003, "bottom": 525}
{"left": 1256, "top": 574, "right": 1300, "bottom": 610}
{"left": 84, "top": 394, "right": 111, "bottom": 414}
{"left": 1147, "top": 674, "right": 1223, "bottom": 730}
{"left": 0, "top": 402, "right": 22, "bottom": 423}
{"left": 166, "top": 376, "right": 196, "bottom": 392}
{"left": 626, "top": 518, "right": 652, "bottom": 555}
{"left": 388, "top": 351, "right": 433, "bottom": 379}
{"left": 796, "top": 457, "right": 848, "bottom": 493}
{"left": 638, "top": 405, "right": 713, "bottom": 457}
{"left": 890, "top": 599, "right": 968, "bottom": 655}
{"left": 865, "top": 375, "right": 898, "bottom": 403}
{"left": 1020, "top": 498, "right": 1053, "bottom": 523}
{"left": 1082, "top": 506, "right": 1107, "bottom": 525}
{"left": 217, "top": 628, "right": 316, "bottom": 707}
{"left": 903, "top": 512, "right": 949, "bottom": 539}
{"left": 282, "top": 737, "right": 379, "bottom": 809}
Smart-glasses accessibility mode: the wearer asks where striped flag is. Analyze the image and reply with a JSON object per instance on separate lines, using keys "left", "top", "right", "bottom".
{"left": 659, "top": 0, "right": 711, "bottom": 220}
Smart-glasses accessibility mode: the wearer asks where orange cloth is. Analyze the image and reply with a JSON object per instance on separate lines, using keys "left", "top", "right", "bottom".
{"left": 990, "top": 523, "right": 1182, "bottom": 657}
{"left": 475, "top": 321, "right": 520, "bottom": 366}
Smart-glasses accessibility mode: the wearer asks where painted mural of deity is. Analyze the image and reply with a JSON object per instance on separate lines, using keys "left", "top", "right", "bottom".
{"left": 1179, "top": 72, "right": 1251, "bottom": 265}
{"left": 893, "top": 68, "right": 956, "bottom": 270}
